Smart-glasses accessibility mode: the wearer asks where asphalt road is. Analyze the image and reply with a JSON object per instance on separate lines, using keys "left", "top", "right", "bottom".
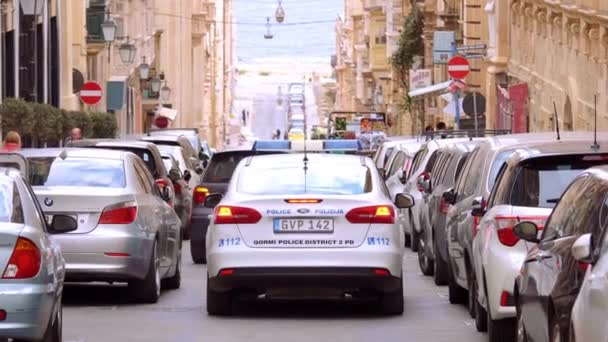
{"left": 252, "top": 94, "right": 287, "bottom": 140}
{"left": 62, "top": 242, "right": 486, "bottom": 342}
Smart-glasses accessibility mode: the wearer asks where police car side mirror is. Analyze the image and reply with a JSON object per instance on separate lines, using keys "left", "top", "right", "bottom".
{"left": 204, "top": 193, "right": 223, "bottom": 208}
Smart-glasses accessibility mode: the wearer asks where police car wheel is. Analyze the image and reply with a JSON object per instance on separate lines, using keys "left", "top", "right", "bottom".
{"left": 206, "top": 277, "right": 234, "bottom": 316}
{"left": 379, "top": 279, "right": 404, "bottom": 315}
{"left": 191, "top": 241, "right": 207, "bottom": 264}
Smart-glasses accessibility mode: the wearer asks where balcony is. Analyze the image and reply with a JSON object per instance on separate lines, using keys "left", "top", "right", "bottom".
{"left": 86, "top": 0, "right": 106, "bottom": 44}
{"left": 364, "top": 0, "right": 384, "bottom": 11}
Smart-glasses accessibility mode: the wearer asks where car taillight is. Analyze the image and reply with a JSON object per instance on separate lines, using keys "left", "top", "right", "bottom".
{"left": 193, "top": 186, "right": 209, "bottom": 204}
{"left": 495, "top": 215, "right": 547, "bottom": 247}
{"left": 578, "top": 261, "right": 590, "bottom": 272}
{"left": 99, "top": 202, "right": 138, "bottom": 224}
{"left": 346, "top": 205, "right": 395, "bottom": 224}
{"left": 214, "top": 206, "right": 262, "bottom": 224}
{"left": 155, "top": 178, "right": 169, "bottom": 189}
{"left": 2, "top": 237, "right": 41, "bottom": 279}
{"left": 173, "top": 182, "right": 182, "bottom": 195}
{"left": 473, "top": 216, "right": 480, "bottom": 237}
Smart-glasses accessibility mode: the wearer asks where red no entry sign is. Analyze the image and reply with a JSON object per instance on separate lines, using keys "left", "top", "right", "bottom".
{"left": 155, "top": 116, "right": 169, "bottom": 129}
{"left": 448, "top": 56, "right": 470, "bottom": 80}
{"left": 80, "top": 81, "right": 103, "bottom": 105}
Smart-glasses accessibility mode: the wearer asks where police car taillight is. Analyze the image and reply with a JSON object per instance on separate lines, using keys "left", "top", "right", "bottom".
{"left": 214, "top": 206, "right": 262, "bottom": 224}
{"left": 346, "top": 205, "right": 395, "bottom": 224}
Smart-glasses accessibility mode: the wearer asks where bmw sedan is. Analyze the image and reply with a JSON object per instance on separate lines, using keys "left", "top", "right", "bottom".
{"left": 204, "top": 153, "right": 410, "bottom": 315}
{"left": 22, "top": 148, "right": 183, "bottom": 303}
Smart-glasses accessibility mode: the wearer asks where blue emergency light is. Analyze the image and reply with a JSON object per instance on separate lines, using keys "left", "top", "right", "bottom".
{"left": 253, "top": 140, "right": 291, "bottom": 150}
{"left": 322, "top": 140, "right": 360, "bottom": 151}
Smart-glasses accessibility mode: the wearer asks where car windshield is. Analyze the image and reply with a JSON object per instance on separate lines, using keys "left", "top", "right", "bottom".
{"left": 28, "top": 157, "right": 126, "bottom": 188}
{"left": 203, "top": 152, "right": 251, "bottom": 183}
{"left": 510, "top": 154, "right": 608, "bottom": 208}
{"left": 237, "top": 162, "right": 372, "bottom": 195}
{"left": 0, "top": 176, "right": 23, "bottom": 223}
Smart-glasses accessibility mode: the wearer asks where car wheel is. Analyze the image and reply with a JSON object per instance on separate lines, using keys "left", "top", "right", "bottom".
{"left": 129, "top": 240, "right": 161, "bottom": 303}
{"left": 410, "top": 217, "right": 420, "bottom": 252}
{"left": 380, "top": 277, "right": 404, "bottom": 315}
{"left": 448, "top": 261, "right": 467, "bottom": 305}
{"left": 417, "top": 235, "right": 434, "bottom": 276}
{"left": 474, "top": 273, "right": 487, "bottom": 332}
{"left": 488, "top": 313, "right": 516, "bottom": 342}
{"left": 206, "top": 275, "right": 234, "bottom": 316}
{"left": 404, "top": 232, "right": 411, "bottom": 248}
{"left": 433, "top": 237, "right": 449, "bottom": 286}
{"left": 162, "top": 247, "right": 182, "bottom": 290}
{"left": 191, "top": 239, "right": 207, "bottom": 264}
{"left": 183, "top": 223, "right": 191, "bottom": 240}
{"left": 467, "top": 266, "right": 476, "bottom": 318}
{"left": 516, "top": 302, "right": 528, "bottom": 342}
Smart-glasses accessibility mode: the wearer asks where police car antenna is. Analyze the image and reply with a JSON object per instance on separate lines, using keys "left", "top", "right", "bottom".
{"left": 592, "top": 94, "right": 600, "bottom": 151}
{"left": 303, "top": 139, "right": 309, "bottom": 192}
{"left": 553, "top": 101, "right": 561, "bottom": 141}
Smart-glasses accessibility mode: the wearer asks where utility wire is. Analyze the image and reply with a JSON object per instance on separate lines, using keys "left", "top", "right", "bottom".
{"left": 154, "top": 12, "right": 335, "bottom": 26}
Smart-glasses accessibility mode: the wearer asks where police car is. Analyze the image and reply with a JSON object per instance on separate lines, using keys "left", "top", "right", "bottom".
{"left": 203, "top": 152, "right": 412, "bottom": 315}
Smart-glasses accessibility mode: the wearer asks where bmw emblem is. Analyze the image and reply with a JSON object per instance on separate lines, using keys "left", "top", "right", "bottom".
{"left": 44, "top": 198, "right": 54, "bottom": 207}
{"left": 297, "top": 208, "right": 310, "bottom": 214}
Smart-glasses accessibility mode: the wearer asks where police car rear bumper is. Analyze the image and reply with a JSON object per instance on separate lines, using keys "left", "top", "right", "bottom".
{"left": 208, "top": 267, "right": 402, "bottom": 293}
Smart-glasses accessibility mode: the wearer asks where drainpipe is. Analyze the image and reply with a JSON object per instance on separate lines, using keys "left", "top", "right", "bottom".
{"left": 12, "top": 0, "right": 18, "bottom": 97}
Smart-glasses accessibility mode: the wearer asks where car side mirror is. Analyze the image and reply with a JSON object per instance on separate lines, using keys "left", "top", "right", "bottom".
{"left": 204, "top": 193, "right": 223, "bottom": 208}
{"left": 398, "top": 170, "right": 407, "bottom": 184}
{"left": 512, "top": 221, "right": 540, "bottom": 243}
{"left": 442, "top": 188, "right": 456, "bottom": 205}
{"left": 422, "top": 178, "right": 432, "bottom": 194}
{"left": 159, "top": 184, "right": 173, "bottom": 203}
{"left": 572, "top": 233, "right": 593, "bottom": 263}
{"left": 377, "top": 168, "right": 386, "bottom": 180}
{"left": 183, "top": 170, "right": 192, "bottom": 182}
{"left": 49, "top": 214, "right": 78, "bottom": 234}
{"left": 168, "top": 168, "right": 182, "bottom": 182}
{"left": 471, "top": 196, "right": 486, "bottom": 217}
{"left": 395, "top": 193, "right": 415, "bottom": 209}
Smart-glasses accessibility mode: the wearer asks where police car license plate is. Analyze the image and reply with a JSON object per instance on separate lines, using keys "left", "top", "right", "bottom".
{"left": 273, "top": 218, "right": 334, "bottom": 233}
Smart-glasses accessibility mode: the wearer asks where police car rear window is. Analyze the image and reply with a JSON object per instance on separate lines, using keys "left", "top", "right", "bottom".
{"left": 237, "top": 164, "right": 372, "bottom": 195}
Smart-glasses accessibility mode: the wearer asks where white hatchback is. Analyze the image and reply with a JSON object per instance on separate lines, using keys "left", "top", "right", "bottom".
{"left": 205, "top": 153, "right": 408, "bottom": 315}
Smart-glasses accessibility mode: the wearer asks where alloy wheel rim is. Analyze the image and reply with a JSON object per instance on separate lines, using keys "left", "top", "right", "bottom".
{"left": 419, "top": 238, "right": 429, "bottom": 269}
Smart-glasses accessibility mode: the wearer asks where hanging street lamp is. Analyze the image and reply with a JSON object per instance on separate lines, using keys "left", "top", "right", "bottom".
{"left": 139, "top": 56, "right": 150, "bottom": 79}
{"left": 118, "top": 37, "right": 137, "bottom": 65}
{"left": 264, "top": 17, "right": 274, "bottom": 39}
{"left": 275, "top": 0, "right": 285, "bottom": 23}
{"left": 101, "top": 16, "right": 117, "bottom": 43}
{"left": 150, "top": 75, "right": 161, "bottom": 93}
{"left": 160, "top": 82, "right": 171, "bottom": 102}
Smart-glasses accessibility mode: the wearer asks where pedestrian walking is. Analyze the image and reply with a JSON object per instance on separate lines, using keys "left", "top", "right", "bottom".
{"left": 1, "top": 131, "right": 22, "bottom": 152}
{"left": 64, "top": 127, "right": 82, "bottom": 146}
{"left": 242, "top": 110, "right": 247, "bottom": 126}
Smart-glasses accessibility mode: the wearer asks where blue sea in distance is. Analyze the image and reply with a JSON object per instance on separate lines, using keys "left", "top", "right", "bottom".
{"left": 234, "top": 0, "right": 342, "bottom": 62}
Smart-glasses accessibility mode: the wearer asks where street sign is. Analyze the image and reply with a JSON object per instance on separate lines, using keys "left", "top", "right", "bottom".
{"left": 463, "top": 92, "right": 486, "bottom": 116}
{"left": 80, "top": 81, "right": 103, "bottom": 105}
{"left": 409, "top": 69, "right": 432, "bottom": 92}
{"left": 154, "top": 116, "right": 169, "bottom": 129}
{"left": 456, "top": 44, "right": 487, "bottom": 51}
{"left": 433, "top": 31, "right": 455, "bottom": 64}
{"left": 448, "top": 56, "right": 470, "bottom": 79}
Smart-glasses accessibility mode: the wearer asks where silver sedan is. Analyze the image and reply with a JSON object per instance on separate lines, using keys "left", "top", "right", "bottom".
{"left": 21, "top": 148, "right": 183, "bottom": 303}
{"left": 0, "top": 154, "right": 77, "bottom": 341}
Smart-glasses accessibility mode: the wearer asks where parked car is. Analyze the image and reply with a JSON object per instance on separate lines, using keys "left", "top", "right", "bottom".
{"left": 140, "top": 134, "right": 199, "bottom": 162}
{"left": 570, "top": 186, "right": 608, "bottom": 342}
{"left": 160, "top": 152, "right": 193, "bottom": 240}
{"left": 0, "top": 154, "right": 76, "bottom": 342}
{"left": 403, "top": 137, "right": 483, "bottom": 253}
{"left": 190, "top": 148, "right": 284, "bottom": 264}
{"left": 444, "top": 132, "right": 591, "bottom": 323}
{"left": 68, "top": 139, "right": 177, "bottom": 206}
{"left": 149, "top": 128, "right": 209, "bottom": 161}
{"left": 471, "top": 140, "right": 608, "bottom": 342}
{"left": 157, "top": 144, "right": 202, "bottom": 190}
{"left": 21, "top": 148, "right": 182, "bottom": 303}
{"left": 288, "top": 82, "right": 304, "bottom": 95}
{"left": 288, "top": 128, "right": 305, "bottom": 141}
{"left": 374, "top": 138, "right": 418, "bottom": 171}
{"left": 417, "top": 140, "right": 479, "bottom": 284}
{"left": 513, "top": 164, "right": 608, "bottom": 342}
{"left": 382, "top": 141, "right": 422, "bottom": 246}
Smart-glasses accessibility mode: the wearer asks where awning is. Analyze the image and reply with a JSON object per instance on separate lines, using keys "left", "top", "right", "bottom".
{"left": 157, "top": 106, "right": 178, "bottom": 121}
{"left": 408, "top": 80, "right": 452, "bottom": 98}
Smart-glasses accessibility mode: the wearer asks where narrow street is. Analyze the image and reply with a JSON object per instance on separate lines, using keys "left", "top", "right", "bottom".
{"left": 62, "top": 241, "right": 485, "bottom": 342}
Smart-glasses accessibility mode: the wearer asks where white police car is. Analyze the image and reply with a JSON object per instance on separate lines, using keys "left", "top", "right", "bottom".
{"left": 204, "top": 153, "right": 411, "bottom": 315}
